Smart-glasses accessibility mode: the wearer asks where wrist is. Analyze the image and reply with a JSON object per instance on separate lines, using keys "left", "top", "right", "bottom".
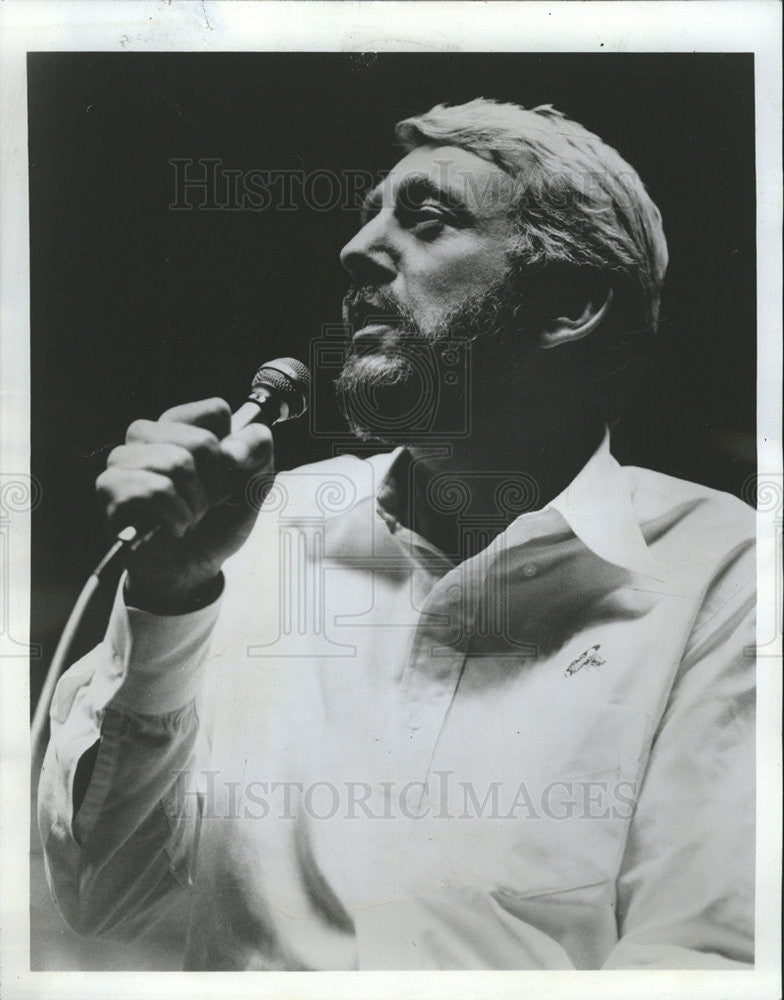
{"left": 124, "top": 571, "right": 225, "bottom": 616}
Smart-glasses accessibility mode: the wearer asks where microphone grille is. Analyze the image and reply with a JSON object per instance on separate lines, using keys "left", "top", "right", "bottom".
{"left": 251, "top": 357, "right": 311, "bottom": 419}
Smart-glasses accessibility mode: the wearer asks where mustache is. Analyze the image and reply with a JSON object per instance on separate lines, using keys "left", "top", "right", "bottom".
{"left": 342, "top": 286, "right": 412, "bottom": 331}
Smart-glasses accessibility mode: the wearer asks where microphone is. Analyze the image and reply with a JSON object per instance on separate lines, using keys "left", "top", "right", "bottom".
{"left": 30, "top": 358, "right": 311, "bottom": 751}
{"left": 115, "top": 357, "right": 311, "bottom": 552}
{"left": 231, "top": 356, "right": 311, "bottom": 433}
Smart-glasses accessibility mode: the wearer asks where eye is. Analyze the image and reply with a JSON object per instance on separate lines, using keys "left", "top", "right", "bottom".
{"left": 400, "top": 203, "right": 451, "bottom": 239}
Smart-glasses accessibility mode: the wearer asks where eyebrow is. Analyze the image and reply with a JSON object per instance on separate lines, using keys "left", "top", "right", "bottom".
{"left": 359, "top": 172, "right": 476, "bottom": 226}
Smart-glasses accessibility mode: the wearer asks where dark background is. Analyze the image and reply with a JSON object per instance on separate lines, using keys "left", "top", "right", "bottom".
{"left": 28, "top": 50, "right": 757, "bottom": 715}
{"left": 28, "top": 50, "right": 756, "bottom": 968}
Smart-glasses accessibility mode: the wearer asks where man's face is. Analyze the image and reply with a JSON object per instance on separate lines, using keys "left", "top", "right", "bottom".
{"left": 337, "top": 144, "right": 523, "bottom": 441}
{"left": 340, "top": 144, "right": 518, "bottom": 337}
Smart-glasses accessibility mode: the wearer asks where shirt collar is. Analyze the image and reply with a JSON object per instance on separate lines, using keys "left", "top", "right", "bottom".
{"left": 546, "top": 430, "right": 667, "bottom": 580}
{"left": 370, "top": 431, "right": 667, "bottom": 582}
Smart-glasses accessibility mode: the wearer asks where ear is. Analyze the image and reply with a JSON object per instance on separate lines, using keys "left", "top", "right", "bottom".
{"left": 539, "top": 287, "right": 614, "bottom": 350}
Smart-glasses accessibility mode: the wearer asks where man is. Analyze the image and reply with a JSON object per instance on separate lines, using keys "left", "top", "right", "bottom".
{"left": 39, "top": 99, "right": 755, "bottom": 970}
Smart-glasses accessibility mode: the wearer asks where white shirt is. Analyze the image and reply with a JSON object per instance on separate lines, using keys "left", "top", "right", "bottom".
{"left": 39, "top": 434, "right": 756, "bottom": 970}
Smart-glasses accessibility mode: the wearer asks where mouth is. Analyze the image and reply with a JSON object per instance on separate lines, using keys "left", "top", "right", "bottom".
{"left": 351, "top": 321, "right": 402, "bottom": 343}
{"left": 345, "top": 295, "right": 405, "bottom": 337}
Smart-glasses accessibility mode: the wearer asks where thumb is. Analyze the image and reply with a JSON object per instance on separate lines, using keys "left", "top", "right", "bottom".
{"left": 220, "top": 423, "right": 274, "bottom": 475}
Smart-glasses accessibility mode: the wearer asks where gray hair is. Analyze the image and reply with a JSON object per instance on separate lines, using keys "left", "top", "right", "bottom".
{"left": 396, "top": 98, "right": 669, "bottom": 332}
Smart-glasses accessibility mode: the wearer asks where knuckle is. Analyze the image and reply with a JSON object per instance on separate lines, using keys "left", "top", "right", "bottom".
{"left": 204, "top": 397, "right": 231, "bottom": 418}
{"left": 100, "top": 487, "right": 127, "bottom": 524}
{"left": 169, "top": 447, "right": 196, "bottom": 477}
{"left": 247, "top": 429, "right": 275, "bottom": 466}
{"left": 94, "top": 469, "right": 113, "bottom": 496}
{"left": 249, "top": 423, "right": 274, "bottom": 447}
{"left": 126, "top": 418, "right": 150, "bottom": 442}
{"left": 153, "top": 477, "right": 178, "bottom": 502}
{"left": 189, "top": 426, "right": 220, "bottom": 460}
{"left": 106, "top": 445, "right": 127, "bottom": 468}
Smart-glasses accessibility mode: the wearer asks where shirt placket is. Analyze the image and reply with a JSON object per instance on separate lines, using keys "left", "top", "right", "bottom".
{"left": 393, "top": 551, "right": 492, "bottom": 814}
{"left": 376, "top": 494, "right": 552, "bottom": 806}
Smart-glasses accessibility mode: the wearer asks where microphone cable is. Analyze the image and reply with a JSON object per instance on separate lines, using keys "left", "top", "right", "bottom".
{"left": 30, "top": 358, "right": 311, "bottom": 756}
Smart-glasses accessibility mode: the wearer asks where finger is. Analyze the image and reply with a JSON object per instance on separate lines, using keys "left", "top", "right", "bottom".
{"left": 96, "top": 467, "right": 195, "bottom": 538}
{"left": 219, "top": 423, "right": 274, "bottom": 475}
{"left": 158, "top": 397, "right": 232, "bottom": 438}
{"left": 106, "top": 442, "right": 211, "bottom": 522}
{"left": 124, "top": 420, "right": 224, "bottom": 502}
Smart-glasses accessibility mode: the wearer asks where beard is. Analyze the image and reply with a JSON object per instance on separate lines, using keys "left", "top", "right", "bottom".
{"left": 335, "top": 269, "right": 532, "bottom": 444}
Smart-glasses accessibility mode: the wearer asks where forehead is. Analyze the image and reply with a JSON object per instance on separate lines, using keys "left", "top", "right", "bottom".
{"left": 368, "top": 144, "right": 516, "bottom": 219}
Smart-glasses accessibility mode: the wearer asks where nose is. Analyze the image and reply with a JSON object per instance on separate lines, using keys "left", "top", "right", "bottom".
{"left": 339, "top": 212, "right": 397, "bottom": 285}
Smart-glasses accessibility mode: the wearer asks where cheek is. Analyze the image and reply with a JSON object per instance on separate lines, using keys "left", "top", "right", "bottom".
{"left": 410, "top": 246, "right": 510, "bottom": 317}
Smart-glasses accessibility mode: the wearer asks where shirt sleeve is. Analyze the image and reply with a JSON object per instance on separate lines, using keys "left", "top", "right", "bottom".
{"left": 603, "top": 572, "right": 756, "bottom": 970}
{"left": 37, "top": 575, "right": 221, "bottom": 940}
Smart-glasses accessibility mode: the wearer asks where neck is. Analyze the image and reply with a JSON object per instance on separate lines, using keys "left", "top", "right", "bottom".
{"left": 397, "top": 409, "right": 605, "bottom": 560}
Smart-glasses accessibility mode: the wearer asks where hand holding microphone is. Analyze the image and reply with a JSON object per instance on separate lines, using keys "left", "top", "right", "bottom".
{"left": 95, "top": 359, "right": 310, "bottom": 614}
{"left": 31, "top": 359, "right": 310, "bottom": 749}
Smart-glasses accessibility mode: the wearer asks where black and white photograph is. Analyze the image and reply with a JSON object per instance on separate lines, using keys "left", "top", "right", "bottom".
{"left": 1, "top": 2, "right": 781, "bottom": 998}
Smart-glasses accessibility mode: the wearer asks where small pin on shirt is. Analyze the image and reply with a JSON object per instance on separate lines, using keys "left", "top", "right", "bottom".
{"left": 565, "top": 643, "right": 606, "bottom": 676}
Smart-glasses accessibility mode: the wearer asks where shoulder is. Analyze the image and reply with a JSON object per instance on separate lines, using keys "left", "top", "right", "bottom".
{"left": 624, "top": 467, "right": 756, "bottom": 620}
{"left": 625, "top": 465, "right": 755, "bottom": 549}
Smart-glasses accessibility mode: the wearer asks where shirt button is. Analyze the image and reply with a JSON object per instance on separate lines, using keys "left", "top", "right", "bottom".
{"left": 523, "top": 563, "right": 538, "bottom": 577}
{"left": 409, "top": 713, "right": 422, "bottom": 731}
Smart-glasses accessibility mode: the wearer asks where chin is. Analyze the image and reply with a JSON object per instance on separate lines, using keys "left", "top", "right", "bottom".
{"left": 335, "top": 350, "right": 436, "bottom": 444}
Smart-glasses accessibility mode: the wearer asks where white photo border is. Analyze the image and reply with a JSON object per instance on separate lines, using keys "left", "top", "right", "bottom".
{"left": 1, "top": 2, "right": 781, "bottom": 999}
